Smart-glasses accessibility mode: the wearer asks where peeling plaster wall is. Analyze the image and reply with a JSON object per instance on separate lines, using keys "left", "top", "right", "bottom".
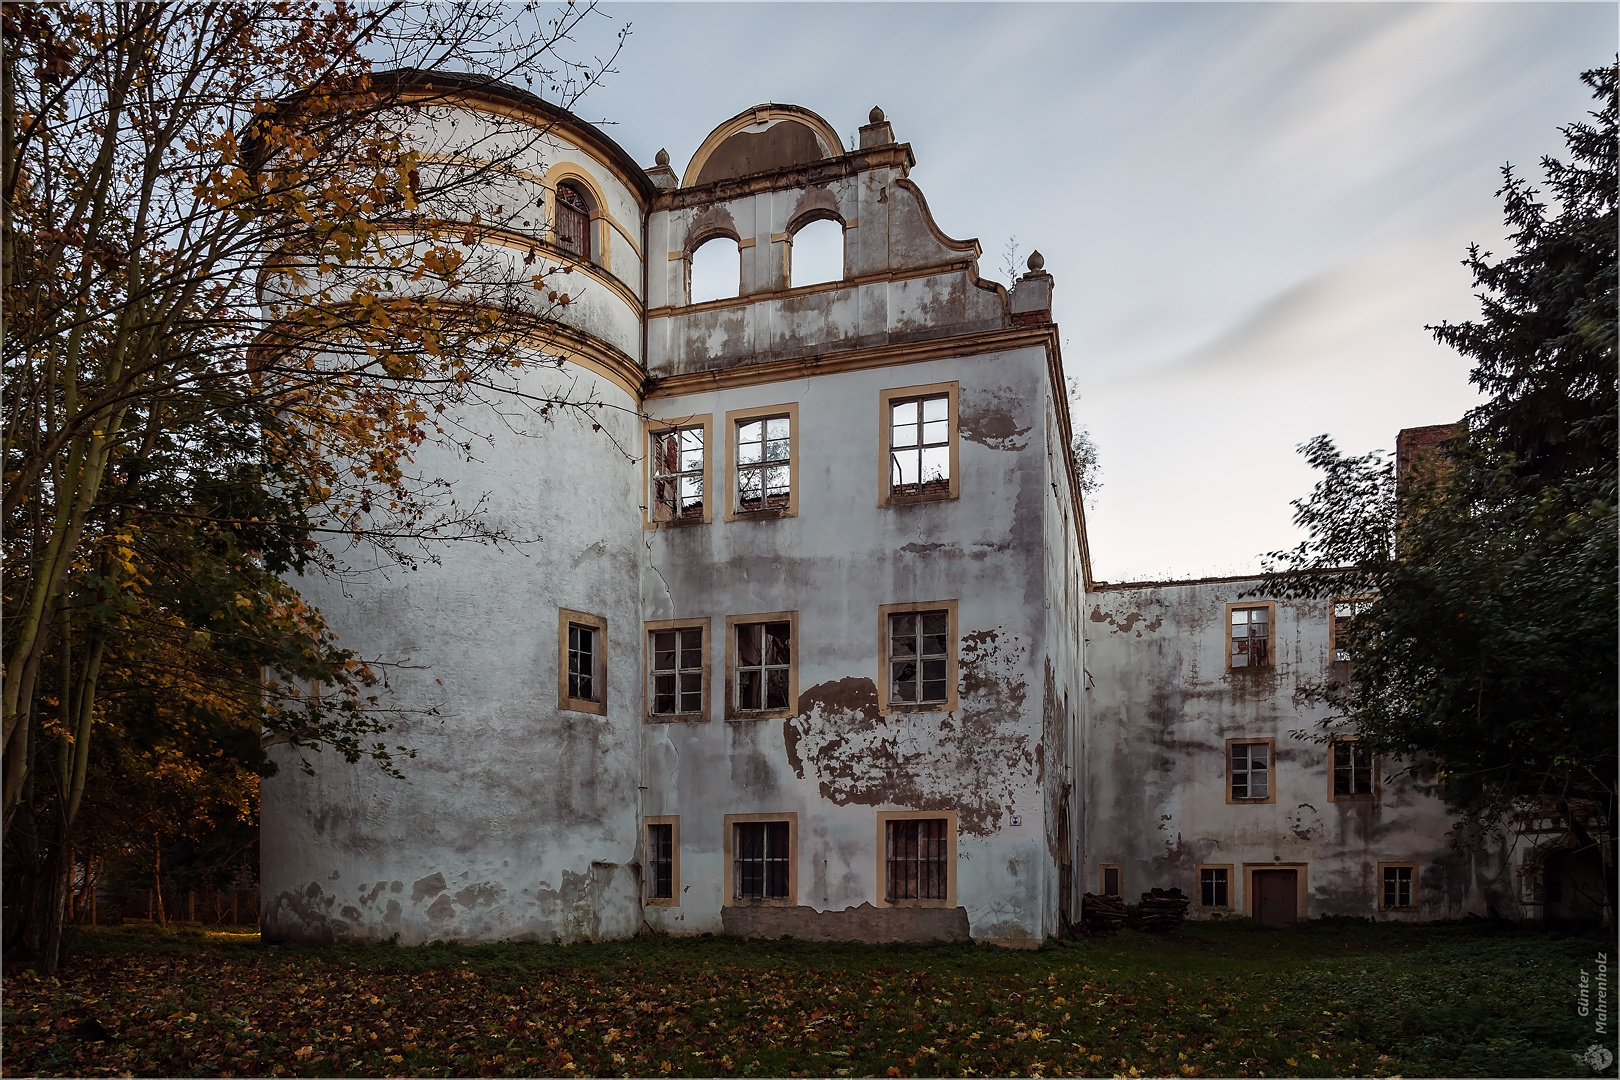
{"left": 1082, "top": 581, "right": 1515, "bottom": 920}
{"left": 641, "top": 347, "right": 1063, "bottom": 945}
{"left": 261, "top": 361, "right": 646, "bottom": 944}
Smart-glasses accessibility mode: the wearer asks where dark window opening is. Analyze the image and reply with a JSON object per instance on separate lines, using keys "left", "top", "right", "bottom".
{"left": 1102, "top": 866, "right": 1121, "bottom": 897}
{"left": 650, "top": 628, "right": 703, "bottom": 715}
{"left": 567, "top": 623, "right": 596, "bottom": 701}
{"left": 885, "top": 819, "right": 948, "bottom": 901}
{"left": 1333, "top": 741, "right": 1374, "bottom": 798}
{"left": 555, "top": 182, "right": 591, "bottom": 261}
{"left": 1382, "top": 865, "right": 1414, "bottom": 909}
{"left": 647, "top": 823, "right": 674, "bottom": 900}
{"left": 736, "top": 621, "right": 790, "bottom": 711}
{"left": 1200, "top": 867, "right": 1229, "bottom": 908}
{"left": 734, "top": 821, "right": 790, "bottom": 899}
{"left": 888, "top": 611, "right": 949, "bottom": 705}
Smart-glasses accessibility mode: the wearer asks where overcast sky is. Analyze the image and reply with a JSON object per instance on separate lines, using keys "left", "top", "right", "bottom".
{"left": 557, "top": 2, "right": 1613, "bottom": 582}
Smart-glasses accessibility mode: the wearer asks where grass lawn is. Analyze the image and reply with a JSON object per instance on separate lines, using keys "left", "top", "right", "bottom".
{"left": 1, "top": 919, "right": 1609, "bottom": 1078}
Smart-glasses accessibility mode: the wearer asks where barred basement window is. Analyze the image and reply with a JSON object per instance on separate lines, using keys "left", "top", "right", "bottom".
{"left": 650, "top": 625, "right": 704, "bottom": 717}
{"left": 1229, "top": 605, "right": 1272, "bottom": 669}
{"left": 736, "top": 415, "right": 791, "bottom": 512}
{"left": 1381, "top": 864, "right": 1415, "bottom": 909}
{"left": 1331, "top": 740, "right": 1375, "bottom": 800}
{"left": 885, "top": 818, "right": 948, "bottom": 901}
{"left": 1228, "top": 739, "right": 1272, "bottom": 802}
{"left": 651, "top": 425, "right": 706, "bottom": 522}
{"left": 1200, "top": 866, "right": 1230, "bottom": 908}
{"left": 647, "top": 822, "right": 674, "bottom": 900}
{"left": 889, "top": 394, "right": 951, "bottom": 498}
{"left": 735, "top": 620, "right": 791, "bottom": 712}
{"left": 734, "top": 821, "right": 791, "bottom": 899}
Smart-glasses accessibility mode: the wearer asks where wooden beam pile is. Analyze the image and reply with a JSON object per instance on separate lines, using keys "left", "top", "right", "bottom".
{"left": 1080, "top": 892, "right": 1127, "bottom": 934}
{"left": 1130, "top": 887, "right": 1190, "bottom": 932}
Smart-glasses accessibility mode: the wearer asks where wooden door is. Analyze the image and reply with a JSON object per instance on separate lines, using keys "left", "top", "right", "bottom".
{"left": 1253, "top": 869, "right": 1298, "bottom": 926}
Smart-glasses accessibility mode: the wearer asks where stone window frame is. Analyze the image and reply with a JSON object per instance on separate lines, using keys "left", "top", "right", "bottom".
{"left": 1327, "top": 736, "right": 1378, "bottom": 803}
{"left": 557, "top": 608, "right": 607, "bottom": 716}
{"left": 1197, "top": 863, "right": 1235, "bottom": 910}
{"left": 781, "top": 209, "right": 847, "bottom": 289}
{"left": 876, "top": 600, "right": 960, "bottom": 715}
{"left": 1098, "top": 864, "right": 1123, "bottom": 897}
{"left": 643, "top": 414, "right": 715, "bottom": 528}
{"left": 644, "top": 617, "right": 711, "bottom": 724}
{"left": 875, "top": 809, "right": 958, "bottom": 909}
{"left": 1225, "top": 737, "right": 1277, "bottom": 805}
{"left": 723, "top": 610, "right": 799, "bottom": 721}
{"left": 644, "top": 816, "right": 680, "bottom": 907}
{"left": 722, "top": 812, "right": 798, "bottom": 908}
{"left": 1242, "top": 863, "right": 1310, "bottom": 921}
{"left": 1225, "top": 600, "right": 1277, "bottom": 672}
{"left": 878, "top": 381, "right": 960, "bottom": 507}
{"left": 1378, "top": 861, "right": 1419, "bottom": 911}
{"left": 724, "top": 402, "right": 800, "bottom": 521}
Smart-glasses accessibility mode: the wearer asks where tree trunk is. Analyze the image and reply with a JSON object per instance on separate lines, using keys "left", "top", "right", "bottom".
{"left": 152, "top": 835, "right": 166, "bottom": 925}
{"left": 23, "top": 822, "right": 71, "bottom": 976}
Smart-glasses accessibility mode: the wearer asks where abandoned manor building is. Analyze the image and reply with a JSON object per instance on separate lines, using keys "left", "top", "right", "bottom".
{"left": 261, "top": 83, "right": 1593, "bottom": 945}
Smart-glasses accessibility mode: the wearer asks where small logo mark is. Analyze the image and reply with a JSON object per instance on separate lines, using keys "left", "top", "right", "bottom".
{"left": 1575, "top": 1044, "right": 1614, "bottom": 1071}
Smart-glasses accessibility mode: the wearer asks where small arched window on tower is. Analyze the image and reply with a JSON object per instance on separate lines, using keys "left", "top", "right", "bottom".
{"left": 554, "top": 182, "right": 591, "bottom": 262}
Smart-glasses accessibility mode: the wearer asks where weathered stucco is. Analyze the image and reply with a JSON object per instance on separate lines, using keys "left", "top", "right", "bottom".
{"left": 1082, "top": 579, "right": 1516, "bottom": 920}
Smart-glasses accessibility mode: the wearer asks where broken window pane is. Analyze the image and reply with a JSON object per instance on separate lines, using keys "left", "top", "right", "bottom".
{"left": 735, "top": 620, "right": 791, "bottom": 712}
{"left": 885, "top": 818, "right": 948, "bottom": 901}
{"left": 737, "top": 415, "right": 792, "bottom": 512}
{"left": 889, "top": 393, "right": 951, "bottom": 498}
{"left": 888, "top": 610, "right": 950, "bottom": 706}
{"left": 652, "top": 425, "right": 705, "bottom": 521}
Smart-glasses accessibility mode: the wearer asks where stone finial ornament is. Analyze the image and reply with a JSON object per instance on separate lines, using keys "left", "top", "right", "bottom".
{"left": 870, "top": 106, "right": 885, "bottom": 124}
{"left": 1026, "top": 250, "right": 1046, "bottom": 273}
{"left": 655, "top": 148, "right": 670, "bottom": 167}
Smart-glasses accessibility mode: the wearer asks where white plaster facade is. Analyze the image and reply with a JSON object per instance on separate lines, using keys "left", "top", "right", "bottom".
{"left": 261, "top": 86, "right": 1506, "bottom": 946}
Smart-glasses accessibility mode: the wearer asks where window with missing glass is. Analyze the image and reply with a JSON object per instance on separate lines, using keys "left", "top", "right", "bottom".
{"left": 650, "top": 424, "right": 707, "bottom": 523}
{"left": 733, "top": 820, "right": 791, "bottom": 900}
{"left": 885, "top": 818, "right": 949, "bottom": 902}
{"left": 890, "top": 611, "right": 947, "bottom": 704}
{"left": 879, "top": 383, "right": 958, "bottom": 505}
{"left": 1229, "top": 604, "right": 1273, "bottom": 669}
{"left": 1331, "top": 596, "right": 1372, "bottom": 663}
{"left": 1228, "top": 739, "right": 1272, "bottom": 802}
{"left": 567, "top": 623, "right": 596, "bottom": 700}
{"left": 733, "top": 619, "right": 792, "bottom": 714}
{"left": 737, "top": 415, "right": 791, "bottom": 512}
{"left": 1331, "top": 740, "right": 1375, "bottom": 800}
